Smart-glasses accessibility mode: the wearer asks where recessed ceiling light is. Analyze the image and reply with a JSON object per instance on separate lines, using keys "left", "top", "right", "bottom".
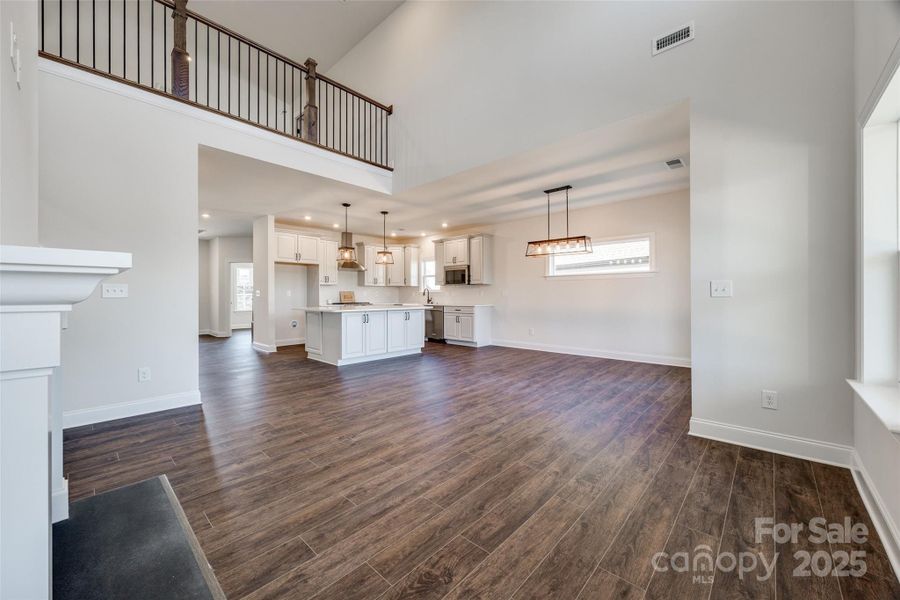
{"left": 304, "top": 215, "right": 312, "bottom": 221}
{"left": 441, "top": 222, "right": 448, "bottom": 228}
{"left": 391, "top": 232, "right": 397, "bottom": 237}
{"left": 201, "top": 213, "right": 211, "bottom": 219}
{"left": 420, "top": 232, "right": 426, "bottom": 237}
{"left": 332, "top": 223, "right": 340, "bottom": 228}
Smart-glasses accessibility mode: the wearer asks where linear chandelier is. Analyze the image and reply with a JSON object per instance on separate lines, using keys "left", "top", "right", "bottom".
{"left": 525, "top": 185, "right": 592, "bottom": 257}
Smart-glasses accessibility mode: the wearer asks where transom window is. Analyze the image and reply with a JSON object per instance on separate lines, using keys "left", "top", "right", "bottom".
{"left": 547, "top": 234, "right": 654, "bottom": 277}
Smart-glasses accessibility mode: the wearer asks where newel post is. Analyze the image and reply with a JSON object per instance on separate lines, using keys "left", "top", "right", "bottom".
{"left": 171, "top": 0, "right": 190, "bottom": 99}
{"left": 302, "top": 57, "right": 318, "bottom": 142}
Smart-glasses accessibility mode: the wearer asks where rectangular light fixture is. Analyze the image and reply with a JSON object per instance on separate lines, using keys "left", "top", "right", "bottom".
{"left": 525, "top": 235, "right": 592, "bottom": 257}
{"left": 525, "top": 185, "right": 592, "bottom": 257}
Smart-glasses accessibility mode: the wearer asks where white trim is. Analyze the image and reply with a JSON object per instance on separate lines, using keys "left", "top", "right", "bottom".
{"left": 252, "top": 342, "right": 277, "bottom": 353}
{"left": 848, "top": 379, "right": 900, "bottom": 437}
{"left": 0, "top": 368, "right": 55, "bottom": 381}
{"left": 203, "top": 330, "right": 231, "bottom": 338}
{"left": 276, "top": 337, "right": 305, "bottom": 347}
{"left": 231, "top": 324, "right": 251, "bottom": 331}
{"left": 307, "top": 348, "right": 421, "bottom": 366}
{"left": 492, "top": 338, "right": 690, "bottom": 368}
{"left": 689, "top": 417, "right": 854, "bottom": 467}
{"left": 63, "top": 390, "right": 201, "bottom": 429}
{"left": 859, "top": 35, "right": 900, "bottom": 126}
{"left": 198, "top": 329, "right": 213, "bottom": 336}
{"left": 51, "top": 479, "right": 68, "bottom": 523}
{"left": 37, "top": 58, "right": 391, "bottom": 182}
{"left": 851, "top": 450, "right": 900, "bottom": 579}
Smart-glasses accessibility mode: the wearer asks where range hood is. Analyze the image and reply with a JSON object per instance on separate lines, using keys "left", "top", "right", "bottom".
{"left": 337, "top": 231, "right": 365, "bottom": 271}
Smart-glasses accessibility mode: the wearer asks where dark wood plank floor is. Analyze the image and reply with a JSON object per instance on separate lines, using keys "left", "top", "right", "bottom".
{"left": 63, "top": 332, "right": 899, "bottom": 599}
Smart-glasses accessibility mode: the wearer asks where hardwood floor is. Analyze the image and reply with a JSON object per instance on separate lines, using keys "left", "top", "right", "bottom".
{"left": 63, "top": 332, "right": 899, "bottom": 599}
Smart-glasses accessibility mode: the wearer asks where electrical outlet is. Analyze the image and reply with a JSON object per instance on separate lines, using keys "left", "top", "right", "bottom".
{"left": 761, "top": 389, "right": 778, "bottom": 410}
{"left": 138, "top": 367, "right": 151, "bottom": 383}
{"left": 710, "top": 280, "right": 733, "bottom": 298}
{"left": 102, "top": 283, "right": 128, "bottom": 298}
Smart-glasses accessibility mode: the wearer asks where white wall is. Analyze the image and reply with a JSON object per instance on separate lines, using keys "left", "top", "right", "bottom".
{"left": 402, "top": 190, "right": 691, "bottom": 365}
{"left": 1, "top": 1, "right": 39, "bottom": 246}
{"left": 330, "top": 1, "right": 856, "bottom": 455}
{"left": 854, "top": 0, "right": 900, "bottom": 118}
{"left": 198, "top": 239, "right": 211, "bottom": 332}
{"left": 39, "top": 58, "right": 391, "bottom": 425}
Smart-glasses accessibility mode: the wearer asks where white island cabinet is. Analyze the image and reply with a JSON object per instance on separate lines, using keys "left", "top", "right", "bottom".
{"left": 305, "top": 305, "right": 426, "bottom": 366}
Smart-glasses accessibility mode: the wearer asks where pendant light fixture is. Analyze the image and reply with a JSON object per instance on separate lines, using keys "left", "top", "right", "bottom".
{"left": 375, "top": 210, "right": 394, "bottom": 265}
{"left": 525, "top": 185, "right": 592, "bottom": 257}
{"left": 336, "top": 203, "right": 366, "bottom": 271}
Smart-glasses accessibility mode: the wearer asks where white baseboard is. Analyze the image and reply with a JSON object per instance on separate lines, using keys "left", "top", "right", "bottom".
{"left": 199, "top": 330, "right": 231, "bottom": 338}
{"left": 252, "top": 341, "right": 277, "bottom": 353}
{"left": 52, "top": 479, "right": 69, "bottom": 523}
{"left": 63, "top": 390, "right": 201, "bottom": 429}
{"left": 689, "top": 417, "right": 854, "bottom": 467}
{"left": 851, "top": 451, "right": 900, "bottom": 580}
{"left": 492, "top": 338, "right": 691, "bottom": 368}
{"left": 276, "top": 337, "right": 305, "bottom": 347}
{"left": 232, "top": 324, "right": 251, "bottom": 330}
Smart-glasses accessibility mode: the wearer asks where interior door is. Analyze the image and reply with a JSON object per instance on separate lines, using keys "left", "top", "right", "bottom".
{"left": 365, "top": 311, "right": 388, "bottom": 355}
{"left": 342, "top": 312, "right": 365, "bottom": 358}
{"left": 230, "top": 263, "right": 253, "bottom": 329}
{"left": 387, "top": 310, "right": 407, "bottom": 352}
{"left": 275, "top": 232, "right": 297, "bottom": 262}
{"left": 406, "top": 311, "right": 425, "bottom": 349}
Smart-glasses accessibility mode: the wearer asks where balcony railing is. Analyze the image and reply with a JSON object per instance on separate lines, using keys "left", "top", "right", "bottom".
{"left": 39, "top": 0, "right": 393, "bottom": 170}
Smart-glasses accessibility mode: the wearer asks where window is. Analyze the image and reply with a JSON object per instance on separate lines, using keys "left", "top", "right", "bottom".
{"left": 547, "top": 234, "right": 654, "bottom": 277}
{"left": 423, "top": 259, "right": 440, "bottom": 291}
{"left": 232, "top": 263, "right": 254, "bottom": 312}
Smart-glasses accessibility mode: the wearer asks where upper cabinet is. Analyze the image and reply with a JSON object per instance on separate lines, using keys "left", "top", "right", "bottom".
{"left": 357, "top": 243, "right": 421, "bottom": 287}
{"left": 435, "top": 234, "right": 493, "bottom": 285}
{"left": 318, "top": 239, "right": 339, "bottom": 285}
{"left": 404, "top": 246, "right": 420, "bottom": 287}
{"left": 275, "top": 230, "right": 320, "bottom": 264}
{"left": 443, "top": 237, "right": 469, "bottom": 266}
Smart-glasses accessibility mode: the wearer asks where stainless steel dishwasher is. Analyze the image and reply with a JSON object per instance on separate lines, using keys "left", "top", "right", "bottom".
{"left": 425, "top": 305, "right": 445, "bottom": 341}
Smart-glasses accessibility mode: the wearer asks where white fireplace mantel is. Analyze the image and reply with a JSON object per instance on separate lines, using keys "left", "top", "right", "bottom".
{"left": 0, "top": 244, "right": 131, "bottom": 600}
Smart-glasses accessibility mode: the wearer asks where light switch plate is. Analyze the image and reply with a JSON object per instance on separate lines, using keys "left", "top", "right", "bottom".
{"left": 102, "top": 283, "right": 128, "bottom": 298}
{"left": 710, "top": 280, "right": 733, "bottom": 298}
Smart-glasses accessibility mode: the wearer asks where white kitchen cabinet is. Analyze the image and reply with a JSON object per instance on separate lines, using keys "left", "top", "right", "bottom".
{"left": 468, "top": 235, "right": 493, "bottom": 284}
{"left": 318, "top": 239, "right": 338, "bottom": 285}
{"left": 434, "top": 241, "right": 446, "bottom": 286}
{"left": 443, "top": 305, "right": 492, "bottom": 347}
{"left": 341, "top": 310, "right": 387, "bottom": 358}
{"left": 342, "top": 312, "right": 366, "bottom": 358}
{"left": 443, "top": 237, "right": 469, "bottom": 267}
{"left": 388, "top": 310, "right": 425, "bottom": 352}
{"left": 404, "top": 246, "right": 420, "bottom": 287}
{"left": 307, "top": 308, "right": 427, "bottom": 366}
{"left": 275, "top": 230, "right": 319, "bottom": 264}
{"left": 386, "top": 245, "right": 405, "bottom": 286}
{"left": 358, "top": 244, "right": 386, "bottom": 286}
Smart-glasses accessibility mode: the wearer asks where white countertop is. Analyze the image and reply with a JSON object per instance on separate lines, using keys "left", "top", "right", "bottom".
{"left": 304, "top": 304, "right": 431, "bottom": 314}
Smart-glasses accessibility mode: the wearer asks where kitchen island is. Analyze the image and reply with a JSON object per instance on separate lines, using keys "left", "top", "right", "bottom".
{"left": 305, "top": 305, "right": 427, "bottom": 366}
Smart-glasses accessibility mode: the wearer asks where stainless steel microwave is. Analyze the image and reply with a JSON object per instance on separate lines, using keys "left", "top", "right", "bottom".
{"left": 444, "top": 266, "right": 469, "bottom": 285}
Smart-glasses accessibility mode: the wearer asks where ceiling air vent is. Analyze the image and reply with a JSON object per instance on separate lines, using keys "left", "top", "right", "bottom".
{"left": 652, "top": 22, "right": 694, "bottom": 56}
{"left": 665, "top": 158, "right": 685, "bottom": 170}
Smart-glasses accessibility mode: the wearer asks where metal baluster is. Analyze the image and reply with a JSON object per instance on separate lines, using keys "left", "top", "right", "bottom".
{"left": 227, "top": 35, "right": 231, "bottom": 114}
{"left": 76, "top": 0, "right": 79, "bottom": 63}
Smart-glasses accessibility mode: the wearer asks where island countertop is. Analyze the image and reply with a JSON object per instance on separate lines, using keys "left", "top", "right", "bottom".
{"left": 304, "top": 304, "right": 430, "bottom": 314}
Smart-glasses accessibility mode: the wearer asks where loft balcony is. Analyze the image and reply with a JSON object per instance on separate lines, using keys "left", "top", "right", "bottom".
{"left": 38, "top": 0, "right": 393, "bottom": 170}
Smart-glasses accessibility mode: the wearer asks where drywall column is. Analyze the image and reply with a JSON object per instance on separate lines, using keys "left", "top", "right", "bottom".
{"left": 0, "top": 245, "right": 130, "bottom": 600}
{"left": 252, "top": 216, "right": 277, "bottom": 352}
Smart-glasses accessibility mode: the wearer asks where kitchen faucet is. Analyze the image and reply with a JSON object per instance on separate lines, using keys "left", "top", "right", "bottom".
{"left": 422, "top": 288, "right": 433, "bottom": 304}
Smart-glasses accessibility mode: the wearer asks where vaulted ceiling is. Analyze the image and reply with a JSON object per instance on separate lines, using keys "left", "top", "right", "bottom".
{"left": 189, "top": 0, "right": 403, "bottom": 73}
{"left": 198, "top": 102, "right": 689, "bottom": 239}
